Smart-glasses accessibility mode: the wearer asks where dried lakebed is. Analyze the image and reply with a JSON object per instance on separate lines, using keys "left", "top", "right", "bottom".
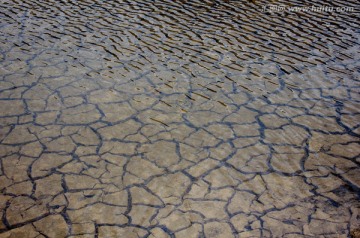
{"left": 0, "top": 0, "right": 360, "bottom": 237}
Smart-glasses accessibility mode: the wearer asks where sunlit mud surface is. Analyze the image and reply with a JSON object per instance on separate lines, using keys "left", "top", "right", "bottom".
{"left": 0, "top": 0, "right": 360, "bottom": 237}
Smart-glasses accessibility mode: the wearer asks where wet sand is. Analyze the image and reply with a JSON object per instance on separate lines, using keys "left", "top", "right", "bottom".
{"left": 0, "top": 0, "right": 359, "bottom": 237}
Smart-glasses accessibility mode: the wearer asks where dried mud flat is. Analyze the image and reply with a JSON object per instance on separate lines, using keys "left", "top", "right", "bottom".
{"left": 0, "top": 0, "right": 359, "bottom": 237}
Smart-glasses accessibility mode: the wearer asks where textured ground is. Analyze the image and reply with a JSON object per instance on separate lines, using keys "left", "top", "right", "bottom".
{"left": 0, "top": 0, "right": 359, "bottom": 237}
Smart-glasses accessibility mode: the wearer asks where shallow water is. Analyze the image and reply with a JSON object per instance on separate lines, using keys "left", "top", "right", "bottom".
{"left": 0, "top": 0, "right": 359, "bottom": 237}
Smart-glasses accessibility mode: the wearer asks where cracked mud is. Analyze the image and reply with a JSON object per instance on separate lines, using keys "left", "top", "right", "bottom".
{"left": 0, "top": 0, "right": 359, "bottom": 237}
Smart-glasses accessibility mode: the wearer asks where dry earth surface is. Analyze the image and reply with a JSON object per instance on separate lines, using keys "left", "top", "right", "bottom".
{"left": 0, "top": 0, "right": 359, "bottom": 237}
